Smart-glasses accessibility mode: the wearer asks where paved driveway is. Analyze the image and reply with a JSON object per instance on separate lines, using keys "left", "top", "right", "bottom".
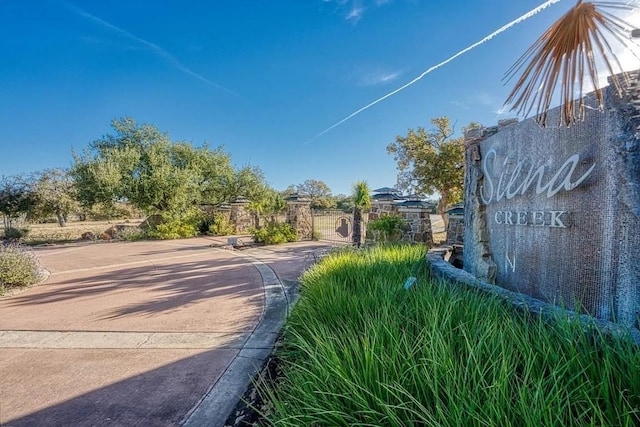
{"left": 0, "top": 238, "right": 334, "bottom": 426}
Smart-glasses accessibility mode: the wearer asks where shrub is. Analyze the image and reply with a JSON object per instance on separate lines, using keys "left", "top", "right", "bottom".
{"left": 117, "top": 226, "right": 146, "bottom": 241}
{"left": 197, "top": 217, "right": 213, "bottom": 235}
{"left": 367, "top": 214, "right": 406, "bottom": 243}
{"left": 145, "top": 209, "right": 201, "bottom": 240}
{"left": 3, "top": 227, "right": 29, "bottom": 240}
{"left": 0, "top": 243, "right": 41, "bottom": 293}
{"left": 148, "top": 220, "right": 198, "bottom": 239}
{"left": 206, "top": 213, "right": 234, "bottom": 236}
{"left": 251, "top": 223, "right": 297, "bottom": 245}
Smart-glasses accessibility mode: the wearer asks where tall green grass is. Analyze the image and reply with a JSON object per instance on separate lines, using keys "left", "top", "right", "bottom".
{"left": 257, "top": 245, "right": 640, "bottom": 426}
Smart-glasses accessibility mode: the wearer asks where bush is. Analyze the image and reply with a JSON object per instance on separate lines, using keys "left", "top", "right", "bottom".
{"left": 250, "top": 223, "right": 297, "bottom": 245}
{"left": 367, "top": 214, "right": 406, "bottom": 243}
{"left": 0, "top": 243, "right": 41, "bottom": 293}
{"left": 204, "top": 213, "right": 234, "bottom": 236}
{"left": 3, "top": 227, "right": 29, "bottom": 240}
{"left": 146, "top": 209, "right": 201, "bottom": 240}
{"left": 148, "top": 220, "right": 198, "bottom": 239}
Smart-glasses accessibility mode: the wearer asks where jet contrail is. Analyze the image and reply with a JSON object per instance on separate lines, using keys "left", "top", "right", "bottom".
{"left": 63, "top": 1, "right": 239, "bottom": 97}
{"left": 305, "top": 0, "right": 563, "bottom": 144}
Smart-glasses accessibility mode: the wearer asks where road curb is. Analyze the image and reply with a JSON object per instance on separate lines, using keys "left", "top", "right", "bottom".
{"left": 181, "top": 250, "right": 288, "bottom": 427}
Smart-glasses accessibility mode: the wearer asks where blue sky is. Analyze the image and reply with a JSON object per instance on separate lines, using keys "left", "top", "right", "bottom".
{"left": 1, "top": 0, "right": 639, "bottom": 195}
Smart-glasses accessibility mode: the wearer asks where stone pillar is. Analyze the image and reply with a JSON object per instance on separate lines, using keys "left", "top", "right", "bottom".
{"left": 463, "top": 126, "right": 497, "bottom": 284}
{"left": 446, "top": 215, "right": 464, "bottom": 244}
{"left": 445, "top": 204, "right": 464, "bottom": 244}
{"left": 230, "top": 197, "right": 252, "bottom": 234}
{"left": 285, "top": 193, "right": 313, "bottom": 241}
{"left": 217, "top": 203, "right": 232, "bottom": 223}
{"left": 398, "top": 206, "right": 433, "bottom": 246}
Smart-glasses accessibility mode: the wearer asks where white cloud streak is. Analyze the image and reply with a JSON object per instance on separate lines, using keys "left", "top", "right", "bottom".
{"left": 346, "top": 7, "right": 365, "bottom": 23}
{"left": 64, "top": 1, "right": 238, "bottom": 97}
{"left": 359, "top": 70, "right": 401, "bottom": 86}
{"left": 326, "top": 0, "right": 391, "bottom": 23}
{"left": 306, "top": 0, "right": 563, "bottom": 144}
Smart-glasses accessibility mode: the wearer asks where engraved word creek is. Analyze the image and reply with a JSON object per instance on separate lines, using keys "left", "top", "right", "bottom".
{"left": 494, "top": 210, "right": 568, "bottom": 228}
{"left": 480, "top": 148, "right": 596, "bottom": 205}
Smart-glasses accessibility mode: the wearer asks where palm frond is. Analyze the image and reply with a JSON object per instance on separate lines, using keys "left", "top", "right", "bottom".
{"left": 503, "top": 0, "right": 638, "bottom": 127}
{"left": 352, "top": 181, "right": 371, "bottom": 210}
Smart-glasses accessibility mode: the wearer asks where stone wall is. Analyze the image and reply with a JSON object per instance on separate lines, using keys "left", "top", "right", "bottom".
{"left": 463, "top": 73, "right": 640, "bottom": 327}
{"left": 398, "top": 207, "right": 433, "bottom": 245}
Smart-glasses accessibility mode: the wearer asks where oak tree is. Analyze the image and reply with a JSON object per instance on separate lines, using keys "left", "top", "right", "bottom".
{"left": 387, "top": 117, "right": 471, "bottom": 219}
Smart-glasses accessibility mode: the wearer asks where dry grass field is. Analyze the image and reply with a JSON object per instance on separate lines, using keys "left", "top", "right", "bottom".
{"left": 1, "top": 219, "right": 143, "bottom": 244}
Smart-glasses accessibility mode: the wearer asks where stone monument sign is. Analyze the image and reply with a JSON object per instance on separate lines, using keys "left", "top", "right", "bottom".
{"left": 464, "top": 73, "right": 640, "bottom": 327}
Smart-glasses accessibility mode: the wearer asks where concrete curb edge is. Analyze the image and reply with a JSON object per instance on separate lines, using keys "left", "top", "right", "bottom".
{"left": 181, "top": 251, "right": 288, "bottom": 426}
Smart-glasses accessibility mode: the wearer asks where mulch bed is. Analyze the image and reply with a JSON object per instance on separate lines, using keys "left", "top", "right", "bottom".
{"left": 224, "top": 354, "right": 283, "bottom": 426}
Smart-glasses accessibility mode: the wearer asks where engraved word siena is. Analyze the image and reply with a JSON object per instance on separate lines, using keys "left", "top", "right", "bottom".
{"left": 480, "top": 149, "right": 596, "bottom": 205}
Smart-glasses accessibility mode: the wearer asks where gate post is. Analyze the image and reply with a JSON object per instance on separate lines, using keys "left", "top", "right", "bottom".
{"left": 231, "top": 196, "right": 252, "bottom": 234}
{"left": 445, "top": 203, "right": 464, "bottom": 244}
{"left": 285, "top": 193, "right": 312, "bottom": 241}
{"left": 397, "top": 203, "right": 434, "bottom": 246}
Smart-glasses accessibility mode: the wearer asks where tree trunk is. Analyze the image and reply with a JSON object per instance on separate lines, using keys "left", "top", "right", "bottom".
{"left": 56, "top": 211, "right": 67, "bottom": 227}
{"left": 353, "top": 208, "right": 362, "bottom": 247}
{"left": 438, "top": 192, "right": 449, "bottom": 229}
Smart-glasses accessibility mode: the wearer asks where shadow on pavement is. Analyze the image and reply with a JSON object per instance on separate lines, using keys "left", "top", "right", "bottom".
{"left": 4, "top": 257, "right": 260, "bottom": 321}
{"left": 3, "top": 348, "right": 234, "bottom": 427}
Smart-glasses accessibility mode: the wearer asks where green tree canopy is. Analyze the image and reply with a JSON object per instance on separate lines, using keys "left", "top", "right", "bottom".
{"left": 29, "top": 168, "right": 78, "bottom": 227}
{"left": 0, "top": 175, "right": 34, "bottom": 230}
{"left": 212, "top": 165, "right": 271, "bottom": 206}
{"left": 387, "top": 117, "right": 473, "bottom": 216}
{"left": 334, "top": 194, "right": 354, "bottom": 212}
{"left": 296, "top": 179, "right": 335, "bottom": 209}
{"left": 72, "top": 118, "right": 235, "bottom": 216}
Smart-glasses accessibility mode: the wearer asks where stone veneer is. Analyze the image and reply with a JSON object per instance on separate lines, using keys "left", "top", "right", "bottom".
{"left": 230, "top": 200, "right": 252, "bottom": 234}
{"left": 398, "top": 207, "right": 433, "bottom": 245}
{"left": 446, "top": 214, "right": 464, "bottom": 244}
{"left": 286, "top": 200, "right": 312, "bottom": 241}
{"left": 464, "top": 72, "right": 640, "bottom": 327}
{"left": 369, "top": 200, "right": 399, "bottom": 220}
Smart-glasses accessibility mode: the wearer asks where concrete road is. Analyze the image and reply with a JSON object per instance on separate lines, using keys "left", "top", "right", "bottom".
{"left": 0, "top": 238, "right": 335, "bottom": 426}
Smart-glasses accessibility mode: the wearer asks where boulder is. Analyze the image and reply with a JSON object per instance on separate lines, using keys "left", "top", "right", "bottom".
{"left": 80, "top": 231, "right": 95, "bottom": 241}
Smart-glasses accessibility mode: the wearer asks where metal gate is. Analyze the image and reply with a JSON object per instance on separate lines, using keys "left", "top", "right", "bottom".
{"left": 312, "top": 209, "right": 366, "bottom": 243}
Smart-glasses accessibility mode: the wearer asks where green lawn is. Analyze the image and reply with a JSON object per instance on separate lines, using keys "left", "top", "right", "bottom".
{"left": 257, "top": 245, "right": 640, "bottom": 426}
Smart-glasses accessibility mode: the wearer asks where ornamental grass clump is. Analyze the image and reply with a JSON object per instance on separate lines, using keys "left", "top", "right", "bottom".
{"left": 257, "top": 245, "right": 640, "bottom": 426}
{"left": 0, "top": 242, "right": 41, "bottom": 294}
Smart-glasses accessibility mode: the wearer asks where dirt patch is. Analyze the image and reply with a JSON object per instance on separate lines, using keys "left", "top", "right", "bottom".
{"left": 224, "top": 355, "right": 282, "bottom": 426}
{"left": 7, "top": 219, "right": 144, "bottom": 244}
{"left": 223, "top": 334, "right": 288, "bottom": 427}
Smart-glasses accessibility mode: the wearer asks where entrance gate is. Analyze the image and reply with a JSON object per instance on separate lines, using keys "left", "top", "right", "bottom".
{"left": 312, "top": 209, "right": 366, "bottom": 243}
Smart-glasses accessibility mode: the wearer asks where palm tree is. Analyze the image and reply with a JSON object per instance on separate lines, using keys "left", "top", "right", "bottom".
{"left": 504, "top": 0, "right": 637, "bottom": 126}
{"left": 351, "top": 181, "right": 371, "bottom": 247}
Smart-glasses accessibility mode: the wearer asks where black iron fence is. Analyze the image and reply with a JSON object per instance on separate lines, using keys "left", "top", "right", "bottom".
{"left": 312, "top": 209, "right": 366, "bottom": 243}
